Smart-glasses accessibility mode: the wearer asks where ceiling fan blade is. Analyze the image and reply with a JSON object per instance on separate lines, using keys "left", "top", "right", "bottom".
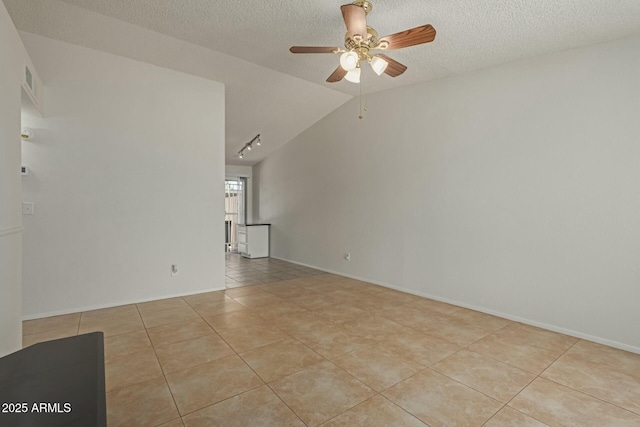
{"left": 379, "top": 24, "right": 436, "bottom": 50}
{"left": 326, "top": 66, "right": 348, "bottom": 83}
{"left": 290, "top": 46, "right": 341, "bottom": 54}
{"left": 376, "top": 54, "right": 407, "bottom": 77}
{"left": 341, "top": 4, "right": 367, "bottom": 40}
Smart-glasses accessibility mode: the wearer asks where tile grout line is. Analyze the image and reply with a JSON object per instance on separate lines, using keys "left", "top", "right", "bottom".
{"left": 253, "top": 300, "right": 413, "bottom": 425}
{"left": 378, "top": 394, "right": 430, "bottom": 426}
{"left": 221, "top": 281, "right": 395, "bottom": 425}
{"left": 182, "top": 295, "right": 308, "bottom": 426}
{"left": 535, "top": 342, "right": 640, "bottom": 417}
{"left": 316, "top": 394, "right": 382, "bottom": 426}
{"left": 166, "top": 300, "right": 266, "bottom": 424}
{"left": 538, "top": 374, "right": 640, "bottom": 418}
{"left": 449, "top": 325, "right": 574, "bottom": 378}
{"left": 480, "top": 338, "right": 582, "bottom": 427}
{"left": 134, "top": 302, "right": 184, "bottom": 424}
{"left": 354, "top": 315, "right": 524, "bottom": 425}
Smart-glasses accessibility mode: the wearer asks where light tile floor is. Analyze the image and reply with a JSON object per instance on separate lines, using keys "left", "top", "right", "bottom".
{"left": 22, "top": 256, "right": 640, "bottom": 426}
{"left": 224, "top": 254, "right": 324, "bottom": 288}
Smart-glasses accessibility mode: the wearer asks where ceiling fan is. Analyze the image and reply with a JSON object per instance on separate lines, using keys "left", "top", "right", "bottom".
{"left": 290, "top": 0, "right": 436, "bottom": 84}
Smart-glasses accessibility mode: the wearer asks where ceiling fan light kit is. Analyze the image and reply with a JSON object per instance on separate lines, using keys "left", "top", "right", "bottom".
{"left": 344, "top": 67, "right": 361, "bottom": 83}
{"left": 340, "top": 51, "right": 359, "bottom": 71}
{"left": 289, "top": 0, "right": 436, "bottom": 84}
{"left": 370, "top": 55, "right": 388, "bottom": 75}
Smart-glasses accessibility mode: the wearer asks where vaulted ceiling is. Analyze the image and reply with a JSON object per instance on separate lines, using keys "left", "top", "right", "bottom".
{"left": 4, "top": 0, "right": 640, "bottom": 164}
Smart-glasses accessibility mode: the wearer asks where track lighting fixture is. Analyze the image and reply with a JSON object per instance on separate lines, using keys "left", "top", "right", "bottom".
{"left": 237, "top": 134, "right": 261, "bottom": 159}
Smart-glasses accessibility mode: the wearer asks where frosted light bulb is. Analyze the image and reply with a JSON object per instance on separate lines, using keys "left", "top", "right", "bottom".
{"left": 340, "top": 51, "right": 359, "bottom": 71}
{"left": 344, "top": 67, "right": 361, "bottom": 83}
{"left": 370, "top": 55, "right": 388, "bottom": 76}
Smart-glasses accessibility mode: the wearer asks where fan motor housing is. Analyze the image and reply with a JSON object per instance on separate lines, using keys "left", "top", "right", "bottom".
{"left": 344, "top": 26, "right": 379, "bottom": 53}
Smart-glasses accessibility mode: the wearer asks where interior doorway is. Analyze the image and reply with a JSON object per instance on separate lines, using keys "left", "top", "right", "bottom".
{"left": 225, "top": 178, "right": 246, "bottom": 252}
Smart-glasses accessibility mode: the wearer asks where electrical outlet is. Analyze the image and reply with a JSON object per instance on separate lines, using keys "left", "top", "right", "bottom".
{"left": 22, "top": 202, "right": 34, "bottom": 215}
{"left": 171, "top": 264, "right": 178, "bottom": 276}
{"left": 344, "top": 253, "right": 351, "bottom": 261}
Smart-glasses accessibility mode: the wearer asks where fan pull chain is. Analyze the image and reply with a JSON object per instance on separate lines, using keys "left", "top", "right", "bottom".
{"left": 358, "top": 70, "right": 366, "bottom": 120}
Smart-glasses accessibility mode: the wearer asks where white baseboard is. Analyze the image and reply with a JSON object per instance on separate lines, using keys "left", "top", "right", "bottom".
{"left": 22, "top": 286, "right": 226, "bottom": 321}
{"left": 271, "top": 256, "right": 640, "bottom": 355}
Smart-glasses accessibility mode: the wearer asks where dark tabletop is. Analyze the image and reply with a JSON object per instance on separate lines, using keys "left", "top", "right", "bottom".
{"left": 0, "top": 332, "right": 106, "bottom": 427}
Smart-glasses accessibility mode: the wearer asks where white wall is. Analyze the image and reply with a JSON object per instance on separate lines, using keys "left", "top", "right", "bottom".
{"left": 254, "top": 35, "right": 640, "bottom": 353}
{"left": 226, "top": 164, "right": 253, "bottom": 224}
{"left": 3, "top": 0, "right": 351, "bottom": 167}
{"left": 20, "top": 34, "right": 225, "bottom": 318}
{"left": 0, "top": 2, "right": 26, "bottom": 356}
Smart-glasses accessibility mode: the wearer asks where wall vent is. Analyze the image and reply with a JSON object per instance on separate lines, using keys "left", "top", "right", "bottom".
{"left": 24, "top": 65, "right": 38, "bottom": 101}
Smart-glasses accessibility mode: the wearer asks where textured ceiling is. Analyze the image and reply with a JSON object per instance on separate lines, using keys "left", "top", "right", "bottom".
{"left": 4, "top": 0, "right": 640, "bottom": 164}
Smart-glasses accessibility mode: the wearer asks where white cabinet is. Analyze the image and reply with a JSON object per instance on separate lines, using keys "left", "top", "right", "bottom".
{"left": 237, "top": 224, "right": 270, "bottom": 259}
